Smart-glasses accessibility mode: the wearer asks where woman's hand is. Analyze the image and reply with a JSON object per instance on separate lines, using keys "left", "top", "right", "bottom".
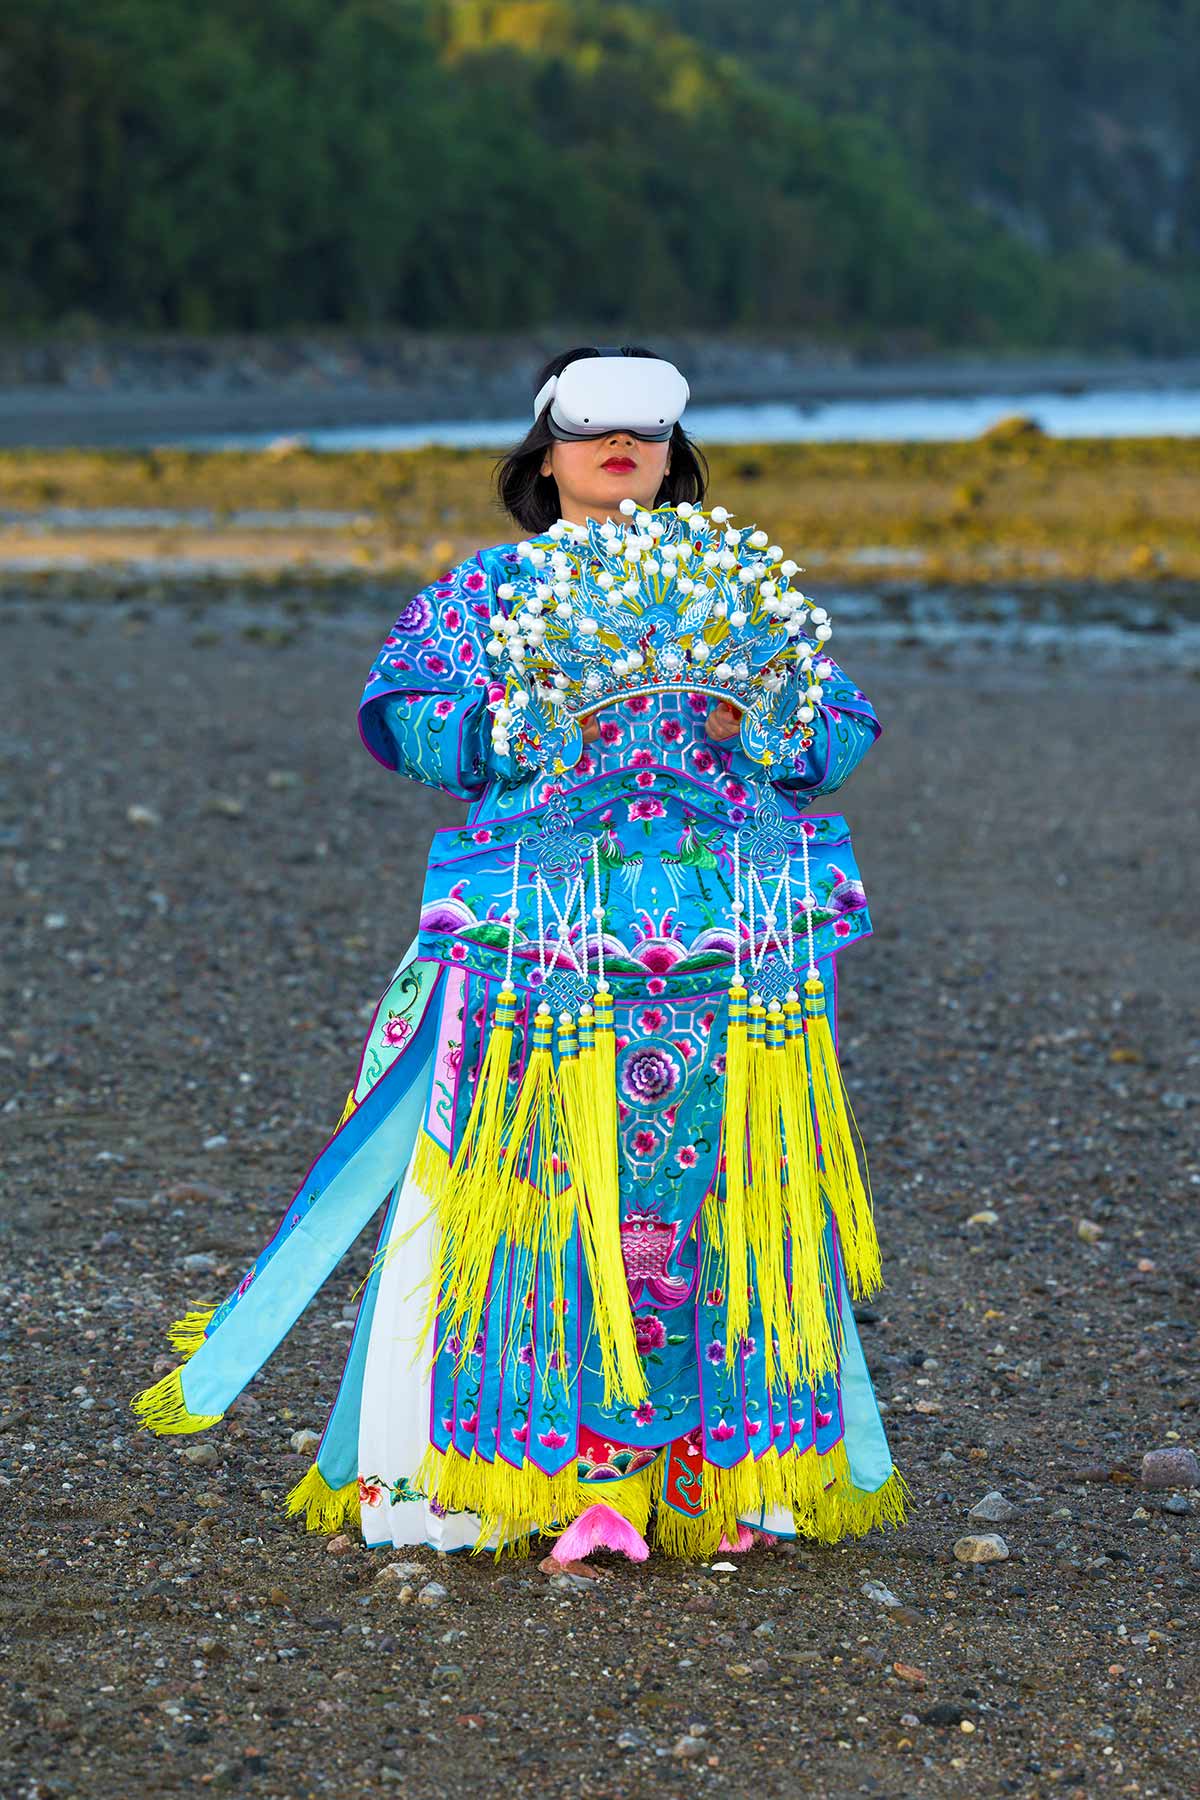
{"left": 705, "top": 701, "right": 743, "bottom": 742}
{"left": 580, "top": 709, "right": 602, "bottom": 745}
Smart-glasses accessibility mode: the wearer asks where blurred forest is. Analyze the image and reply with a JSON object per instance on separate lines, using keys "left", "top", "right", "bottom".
{"left": 2, "top": 0, "right": 1198, "bottom": 349}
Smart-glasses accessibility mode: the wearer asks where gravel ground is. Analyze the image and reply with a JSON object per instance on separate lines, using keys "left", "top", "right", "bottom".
{"left": 1, "top": 592, "right": 1198, "bottom": 1800}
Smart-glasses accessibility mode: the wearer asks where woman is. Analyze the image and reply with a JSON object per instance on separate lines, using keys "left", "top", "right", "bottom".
{"left": 132, "top": 344, "right": 910, "bottom": 1565}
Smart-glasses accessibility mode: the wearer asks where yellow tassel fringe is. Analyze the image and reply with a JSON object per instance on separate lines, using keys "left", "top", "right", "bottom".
{"left": 411, "top": 1444, "right": 656, "bottom": 1557}
{"left": 295, "top": 1440, "right": 910, "bottom": 1559}
{"left": 336, "top": 1085, "right": 358, "bottom": 1130}
{"left": 803, "top": 974, "right": 883, "bottom": 1298}
{"left": 285, "top": 1461, "right": 360, "bottom": 1534}
{"left": 166, "top": 1306, "right": 216, "bottom": 1358}
{"left": 130, "top": 1366, "right": 223, "bottom": 1436}
{"left": 653, "top": 1442, "right": 912, "bottom": 1557}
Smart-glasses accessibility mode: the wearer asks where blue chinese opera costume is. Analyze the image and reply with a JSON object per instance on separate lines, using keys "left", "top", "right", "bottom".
{"left": 133, "top": 504, "right": 911, "bottom": 1558}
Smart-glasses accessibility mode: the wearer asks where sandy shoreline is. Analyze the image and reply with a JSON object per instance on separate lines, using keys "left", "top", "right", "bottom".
{"left": 1, "top": 595, "right": 1197, "bottom": 1797}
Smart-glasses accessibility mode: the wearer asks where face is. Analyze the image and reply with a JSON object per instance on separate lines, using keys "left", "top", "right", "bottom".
{"left": 540, "top": 429, "right": 671, "bottom": 526}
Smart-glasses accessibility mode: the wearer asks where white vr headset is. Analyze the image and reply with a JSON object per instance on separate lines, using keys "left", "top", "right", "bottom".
{"left": 533, "top": 349, "right": 690, "bottom": 442}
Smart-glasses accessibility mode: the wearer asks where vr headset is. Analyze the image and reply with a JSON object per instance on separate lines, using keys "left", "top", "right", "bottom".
{"left": 533, "top": 347, "right": 690, "bottom": 442}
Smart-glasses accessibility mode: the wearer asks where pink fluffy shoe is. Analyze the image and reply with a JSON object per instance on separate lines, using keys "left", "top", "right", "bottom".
{"left": 552, "top": 1502, "right": 650, "bottom": 1565}
{"left": 717, "top": 1525, "right": 759, "bottom": 1552}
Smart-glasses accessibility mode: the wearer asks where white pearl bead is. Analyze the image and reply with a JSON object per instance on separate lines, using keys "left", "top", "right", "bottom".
{"left": 619, "top": 498, "right": 637, "bottom": 515}
{"left": 710, "top": 506, "right": 729, "bottom": 522}
{"left": 780, "top": 559, "right": 797, "bottom": 576}
{"left": 748, "top": 530, "right": 768, "bottom": 548}
{"left": 676, "top": 501, "right": 694, "bottom": 517}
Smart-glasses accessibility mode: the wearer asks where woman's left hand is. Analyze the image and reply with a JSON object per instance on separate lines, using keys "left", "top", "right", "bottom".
{"left": 705, "top": 701, "right": 743, "bottom": 742}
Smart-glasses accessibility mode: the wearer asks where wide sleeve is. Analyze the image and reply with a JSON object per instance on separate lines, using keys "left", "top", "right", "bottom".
{"left": 356, "top": 552, "right": 503, "bottom": 800}
{"left": 726, "top": 651, "right": 883, "bottom": 803}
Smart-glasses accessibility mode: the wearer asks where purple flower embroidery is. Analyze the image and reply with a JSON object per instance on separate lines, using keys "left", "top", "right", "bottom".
{"left": 620, "top": 1048, "right": 677, "bottom": 1105}
{"left": 394, "top": 595, "right": 433, "bottom": 634}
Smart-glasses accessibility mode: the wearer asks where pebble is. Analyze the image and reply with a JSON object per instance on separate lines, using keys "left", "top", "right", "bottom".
{"left": 1140, "top": 1447, "right": 1199, "bottom": 1489}
{"left": 550, "top": 1571, "right": 596, "bottom": 1594}
{"left": 182, "top": 1443, "right": 219, "bottom": 1468}
{"left": 111, "top": 1194, "right": 151, "bottom": 1215}
{"left": 709, "top": 1561, "right": 737, "bottom": 1573}
{"left": 289, "top": 1427, "right": 321, "bottom": 1454}
{"left": 375, "top": 1563, "right": 408, "bottom": 1586}
{"left": 966, "top": 1209, "right": 999, "bottom": 1227}
{"left": 968, "top": 1490, "right": 1018, "bottom": 1524}
{"left": 182, "top": 1252, "right": 217, "bottom": 1274}
{"left": 937, "top": 1450, "right": 959, "bottom": 1466}
{"left": 861, "top": 1579, "right": 902, "bottom": 1608}
{"left": 1162, "top": 1495, "right": 1190, "bottom": 1515}
{"left": 417, "top": 1581, "right": 448, "bottom": 1607}
{"left": 616, "top": 1729, "right": 646, "bottom": 1752}
{"left": 326, "top": 1534, "right": 354, "bottom": 1556}
{"left": 953, "top": 1533, "right": 1010, "bottom": 1564}
{"left": 672, "top": 1736, "right": 705, "bottom": 1759}
{"left": 921, "top": 1702, "right": 970, "bottom": 1727}
{"left": 126, "top": 803, "right": 162, "bottom": 827}
{"left": 165, "top": 1179, "right": 228, "bottom": 1203}
{"left": 1076, "top": 1219, "right": 1103, "bottom": 1242}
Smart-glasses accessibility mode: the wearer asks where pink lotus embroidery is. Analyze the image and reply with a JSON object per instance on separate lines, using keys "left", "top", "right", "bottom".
{"left": 815, "top": 1405, "right": 834, "bottom": 1428}
{"left": 537, "top": 1428, "right": 569, "bottom": 1449}
{"left": 621, "top": 1209, "right": 691, "bottom": 1307}
{"left": 382, "top": 1017, "right": 410, "bottom": 1047}
{"left": 709, "top": 1420, "right": 737, "bottom": 1442}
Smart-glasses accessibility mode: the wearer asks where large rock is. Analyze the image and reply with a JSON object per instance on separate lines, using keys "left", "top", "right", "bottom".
{"left": 953, "top": 1533, "right": 1010, "bottom": 1564}
{"left": 968, "top": 1490, "right": 1018, "bottom": 1524}
{"left": 1140, "top": 1447, "right": 1199, "bottom": 1489}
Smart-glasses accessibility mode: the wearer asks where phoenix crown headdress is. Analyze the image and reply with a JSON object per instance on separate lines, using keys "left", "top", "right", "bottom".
{"left": 484, "top": 499, "right": 836, "bottom": 768}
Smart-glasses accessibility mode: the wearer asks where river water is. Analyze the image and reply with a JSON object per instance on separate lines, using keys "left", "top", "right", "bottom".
{"left": 188, "top": 386, "right": 1200, "bottom": 451}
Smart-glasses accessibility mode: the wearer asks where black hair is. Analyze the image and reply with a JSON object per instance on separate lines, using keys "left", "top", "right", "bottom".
{"left": 493, "top": 343, "right": 709, "bottom": 533}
